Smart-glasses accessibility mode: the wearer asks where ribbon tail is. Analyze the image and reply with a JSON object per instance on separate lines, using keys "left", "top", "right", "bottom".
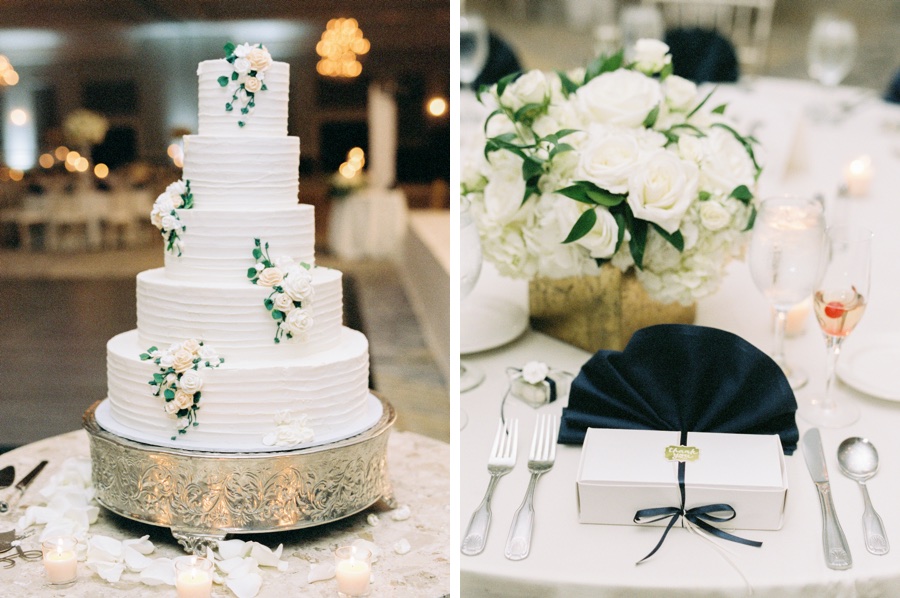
{"left": 636, "top": 513, "right": 681, "bottom": 565}
{"left": 688, "top": 516, "right": 763, "bottom": 549}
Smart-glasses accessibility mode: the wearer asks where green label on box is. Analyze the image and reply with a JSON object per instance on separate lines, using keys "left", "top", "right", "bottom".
{"left": 665, "top": 445, "right": 700, "bottom": 462}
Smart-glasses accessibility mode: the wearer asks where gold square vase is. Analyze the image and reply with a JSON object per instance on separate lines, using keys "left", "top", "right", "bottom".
{"left": 528, "top": 265, "right": 696, "bottom": 353}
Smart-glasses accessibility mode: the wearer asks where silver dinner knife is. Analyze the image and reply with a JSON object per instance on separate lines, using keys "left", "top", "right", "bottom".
{"left": 0, "top": 460, "right": 48, "bottom": 514}
{"left": 802, "top": 428, "right": 852, "bottom": 570}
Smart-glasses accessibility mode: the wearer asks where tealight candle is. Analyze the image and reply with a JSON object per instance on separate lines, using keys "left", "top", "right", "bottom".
{"left": 844, "top": 155, "right": 873, "bottom": 197}
{"left": 174, "top": 555, "right": 213, "bottom": 598}
{"left": 785, "top": 296, "right": 812, "bottom": 337}
{"left": 41, "top": 536, "right": 77, "bottom": 587}
{"left": 334, "top": 546, "right": 372, "bottom": 597}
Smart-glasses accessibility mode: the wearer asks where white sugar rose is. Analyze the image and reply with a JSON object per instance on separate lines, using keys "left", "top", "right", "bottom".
{"left": 575, "top": 125, "right": 643, "bottom": 195}
{"left": 178, "top": 369, "right": 203, "bottom": 394}
{"left": 233, "top": 57, "right": 251, "bottom": 74}
{"left": 500, "top": 70, "right": 548, "bottom": 111}
{"left": 262, "top": 413, "right": 314, "bottom": 447}
{"left": 160, "top": 214, "right": 181, "bottom": 232}
{"left": 627, "top": 150, "right": 699, "bottom": 233}
{"left": 154, "top": 193, "right": 175, "bottom": 214}
{"left": 285, "top": 308, "right": 313, "bottom": 336}
{"left": 256, "top": 267, "right": 284, "bottom": 288}
{"left": 164, "top": 401, "right": 179, "bottom": 415}
{"left": 699, "top": 201, "right": 732, "bottom": 231}
{"left": 181, "top": 339, "right": 201, "bottom": 354}
{"left": 173, "top": 389, "right": 193, "bottom": 410}
{"left": 273, "top": 292, "right": 294, "bottom": 313}
{"left": 159, "top": 354, "right": 175, "bottom": 369}
{"left": 244, "top": 76, "right": 262, "bottom": 93}
{"left": 482, "top": 152, "right": 526, "bottom": 225}
{"left": 171, "top": 349, "right": 195, "bottom": 373}
{"left": 521, "top": 361, "right": 550, "bottom": 384}
{"left": 246, "top": 46, "right": 272, "bottom": 72}
{"left": 282, "top": 271, "right": 314, "bottom": 302}
{"left": 166, "top": 180, "right": 186, "bottom": 197}
{"left": 633, "top": 39, "right": 672, "bottom": 75}
{"left": 664, "top": 75, "right": 698, "bottom": 111}
{"left": 150, "top": 207, "right": 164, "bottom": 229}
{"left": 198, "top": 345, "right": 219, "bottom": 362}
{"left": 233, "top": 43, "right": 251, "bottom": 57}
{"left": 575, "top": 69, "right": 662, "bottom": 128}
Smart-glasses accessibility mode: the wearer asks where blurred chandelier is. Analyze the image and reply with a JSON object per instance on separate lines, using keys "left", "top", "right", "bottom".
{"left": 316, "top": 18, "right": 370, "bottom": 78}
{"left": 0, "top": 55, "right": 19, "bottom": 86}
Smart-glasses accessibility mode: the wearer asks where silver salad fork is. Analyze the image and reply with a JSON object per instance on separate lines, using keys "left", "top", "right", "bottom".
{"left": 461, "top": 418, "right": 518, "bottom": 556}
{"left": 504, "top": 413, "right": 557, "bottom": 561}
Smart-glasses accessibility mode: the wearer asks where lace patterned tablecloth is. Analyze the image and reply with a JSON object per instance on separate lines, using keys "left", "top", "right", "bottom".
{"left": 0, "top": 429, "right": 450, "bottom": 597}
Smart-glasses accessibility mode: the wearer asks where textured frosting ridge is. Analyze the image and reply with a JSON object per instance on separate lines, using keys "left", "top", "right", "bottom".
{"left": 197, "top": 59, "right": 289, "bottom": 136}
{"left": 164, "top": 205, "right": 315, "bottom": 282}
{"left": 182, "top": 135, "right": 300, "bottom": 209}
{"left": 107, "top": 329, "right": 371, "bottom": 445}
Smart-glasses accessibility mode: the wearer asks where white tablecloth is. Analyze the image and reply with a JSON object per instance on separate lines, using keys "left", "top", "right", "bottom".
{"left": 460, "top": 78, "right": 900, "bottom": 596}
{"left": 328, "top": 187, "right": 408, "bottom": 259}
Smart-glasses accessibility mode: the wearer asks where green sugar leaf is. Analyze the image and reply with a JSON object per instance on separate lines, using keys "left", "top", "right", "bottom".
{"left": 224, "top": 42, "right": 236, "bottom": 55}
{"left": 271, "top": 310, "right": 284, "bottom": 320}
{"left": 241, "top": 107, "right": 249, "bottom": 115}
{"left": 231, "top": 71, "right": 238, "bottom": 81}
{"left": 225, "top": 103, "right": 233, "bottom": 112}
{"left": 238, "top": 121, "right": 245, "bottom": 127}
{"left": 261, "top": 84, "right": 268, "bottom": 91}
{"left": 252, "top": 247, "right": 263, "bottom": 260}
{"left": 217, "top": 76, "right": 229, "bottom": 87}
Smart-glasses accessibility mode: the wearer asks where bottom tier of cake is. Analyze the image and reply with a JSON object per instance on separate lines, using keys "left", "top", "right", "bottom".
{"left": 105, "top": 327, "right": 372, "bottom": 450}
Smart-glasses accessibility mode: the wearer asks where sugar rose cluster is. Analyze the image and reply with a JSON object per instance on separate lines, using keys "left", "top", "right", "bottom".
{"left": 462, "top": 39, "right": 760, "bottom": 305}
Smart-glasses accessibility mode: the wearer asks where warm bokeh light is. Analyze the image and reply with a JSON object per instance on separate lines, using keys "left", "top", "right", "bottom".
{"left": 54, "top": 146, "right": 69, "bottom": 160}
{"left": 347, "top": 147, "right": 365, "bottom": 168}
{"left": 166, "top": 143, "right": 180, "bottom": 159}
{"left": 64, "top": 160, "right": 77, "bottom": 172}
{"left": 9, "top": 108, "right": 28, "bottom": 126}
{"left": 94, "top": 163, "right": 109, "bottom": 178}
{"left": 75, "top": 157, "right": 90, "bottom": 172}
{"left": 0, "top": 55, "right": 18, "bottom": 87}
{"left": 339, "top": 162, "right": 358, "bottom": 178}
{"left": 9, "top": 169, "right": 24, "bottom": 181}
{"left": 316, "top": 17, "right": 369, "bottom": 78}
{"left": 38, "top": 153, "right": 55, "bottom": 168}
{"left": 427, "top": 97, "right": 448, "bottom": 117}
{"left": 65, "top": 150, "right": 81, "bottom": 165}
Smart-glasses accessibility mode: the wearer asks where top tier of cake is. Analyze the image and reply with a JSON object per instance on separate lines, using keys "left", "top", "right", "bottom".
{"left": 197, "top": 59, "right": 289, "bottom": 137}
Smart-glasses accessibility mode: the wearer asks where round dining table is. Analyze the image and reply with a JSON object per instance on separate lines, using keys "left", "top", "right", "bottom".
{"left": 0, "top": 429, "right": 450, "bottom": 597}
{"left": 460, "top": 78, "right": 900, "bottom": 596}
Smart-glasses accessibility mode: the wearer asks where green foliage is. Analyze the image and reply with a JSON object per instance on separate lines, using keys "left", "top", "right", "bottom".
{"left": 217, "top": 76, "right": 229, "bottom": 87}
{"left": 562, "top": 208, "right": 597, "bottom": 244}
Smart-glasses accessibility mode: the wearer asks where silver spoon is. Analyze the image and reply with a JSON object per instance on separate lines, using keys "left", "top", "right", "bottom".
{"left": 837, "top": 437, "right": 889, "bottom": 555}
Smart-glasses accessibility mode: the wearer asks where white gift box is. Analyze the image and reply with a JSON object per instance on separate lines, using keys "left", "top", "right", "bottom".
{"left": 576, "top": 428, "right": 788, "bottom": 530}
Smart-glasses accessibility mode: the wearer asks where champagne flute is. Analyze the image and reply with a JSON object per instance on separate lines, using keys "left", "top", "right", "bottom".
{"left": 800, "top": 226, "right": 873, "bottom": 428}
{"left": 806, "top": 14, "right": 858, "bottom": 121}
{"left": 460, "top": 198, "right": 485, "bottom": 428}
{"left": 748, "top": 196, "right": 827, "bottom": 389}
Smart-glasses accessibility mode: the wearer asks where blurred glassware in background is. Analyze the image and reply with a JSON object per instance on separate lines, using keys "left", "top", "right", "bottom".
{"left": 619, "top": 5, "right": 664, "bottom": 61}
{"left": 461, "top": 12, "right": 490, "bottom": 87}
{"left": 806, "top": 13, "right": 858, "bottom": 121}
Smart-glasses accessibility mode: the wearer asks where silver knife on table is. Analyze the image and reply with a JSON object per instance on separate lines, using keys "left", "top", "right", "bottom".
{"left": 802, "top": 428, "right": 852, "bottom": 570}
{"left": 0, "top": 460, "right": 48, "bottom": 514}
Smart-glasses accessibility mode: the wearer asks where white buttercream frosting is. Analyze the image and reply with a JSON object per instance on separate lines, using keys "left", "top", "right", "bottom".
{"left": 197, "top": 59, "right": 289, "bottom": 136}
{"left": 136, "top": 267, "right": 342, "bottom": 360}
{"left": 164, "top": 205, "right": 315, "bottom": 282}
{"left": 107, "top": 328, "right": 371, "bottom": 446}
{"left": 182, "top": 135, "right": 300, "bottom": 209}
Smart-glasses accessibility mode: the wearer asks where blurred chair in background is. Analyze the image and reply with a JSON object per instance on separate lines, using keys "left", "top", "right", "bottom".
{"left": 665, "top": 27, "right": 740, "bottom": 82}
{"left": 886, "top": 68, "right": 900, "bottom": 104}
{"left": 472, "top": 32, "right": 523, "bottom": 88}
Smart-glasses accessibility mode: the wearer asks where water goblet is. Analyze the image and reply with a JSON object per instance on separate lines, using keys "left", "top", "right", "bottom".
{"left": 806, "top": 14, "right": 858, "bottom": 121}
{"left": 799, "top": 226, "right": 873, "bottom": 427}
{"left": 460, "top": 198, "right": 485, "bottom": 429}
{"left": 748, "top": 196, "right": 827, "bottom": 389}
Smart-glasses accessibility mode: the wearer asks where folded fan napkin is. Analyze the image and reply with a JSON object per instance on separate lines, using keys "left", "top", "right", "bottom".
{"left": 558, "top": 324, "right": 799, "bottom": 454}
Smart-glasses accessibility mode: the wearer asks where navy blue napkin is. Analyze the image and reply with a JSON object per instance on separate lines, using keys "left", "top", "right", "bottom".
{"left": 558, "top": 324, "right": 799, "bottom": 454}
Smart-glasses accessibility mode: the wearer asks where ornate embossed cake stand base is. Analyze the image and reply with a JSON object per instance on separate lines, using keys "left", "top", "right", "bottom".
{"left": 82, "top": 397, "right": 396, "bottom": 555}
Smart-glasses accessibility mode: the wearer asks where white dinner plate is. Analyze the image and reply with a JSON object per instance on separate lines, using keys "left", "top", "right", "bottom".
{"left": 837, "top": 334, "right": 900, "bottom": 401}
{"left": 461, "top": 296, "right": 529, "bottom": 354}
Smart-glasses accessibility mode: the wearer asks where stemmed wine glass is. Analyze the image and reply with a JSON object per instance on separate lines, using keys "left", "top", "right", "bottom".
{"left": 806, "top": 14, "right": 858, "bottom": 121}
{"left": 748, "top": 196, "right": 827, "bottom": 389}
{"left": 460, "top": 11, "right": 489, "bottom": 88}
{"left": 460, "top": 198, "right": 485, "bottom": 429}
{"left": 799, "top": 226, "right": 873, "bottom": 427}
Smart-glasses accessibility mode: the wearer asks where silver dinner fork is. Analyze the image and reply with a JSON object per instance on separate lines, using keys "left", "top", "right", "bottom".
{"left": 461, "top": 418, "right": 518, "bottom": 556}
{"left": 504, "top": 413, "right": 557, "bottom": 561}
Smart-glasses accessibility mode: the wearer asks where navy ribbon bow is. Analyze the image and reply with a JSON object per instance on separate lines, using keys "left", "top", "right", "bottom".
{"left": 633, "top": 431, "right": 762, "bottom": 564}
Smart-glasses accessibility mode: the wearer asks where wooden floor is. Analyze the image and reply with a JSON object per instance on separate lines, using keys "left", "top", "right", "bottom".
{"left": 0, "top": 243, "right": 448, "bottom": 451}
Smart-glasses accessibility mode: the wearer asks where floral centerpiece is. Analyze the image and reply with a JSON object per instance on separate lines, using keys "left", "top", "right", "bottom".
{"left": 63, "top": 109, "right": 109, "bottom": 147}
{"left": 461, "top": 39, "right": 760, "bottom": 307}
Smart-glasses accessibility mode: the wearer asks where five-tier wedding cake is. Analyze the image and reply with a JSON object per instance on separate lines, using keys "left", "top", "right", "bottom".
{"left": 96, "top": 43, "right": 379, "bottom": 451}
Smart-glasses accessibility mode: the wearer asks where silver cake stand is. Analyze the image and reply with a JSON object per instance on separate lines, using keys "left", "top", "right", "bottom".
{"left": 82, "top": 396, "right": 396, "bottom": 554}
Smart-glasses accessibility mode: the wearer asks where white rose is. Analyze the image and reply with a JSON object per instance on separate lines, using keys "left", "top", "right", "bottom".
{"left": 500, "top": 70, "right": 548, "bottom": 111}
{"left": 282, "top": 271, "right": 314, "bottom": 302}
{"left": 627, "top": 150, "right": 699, "bottom": 233}
{"left": 273, "top": 292, "right": 294, "bottom": 313}
{"left": 233, "top": 43, "right": 251, "bottom": 57}
{"left": 482, "top": 152, "right": 526, "bottom": 225}
{"left": 166, "top": 180, "right": 186, "bottom": 197}
{"left": 698, "top": 128, "right": 755, "bottom": 195}
{"left": 699, "top": 201, "right": 732, "bottom": 231}
{"left": 173, "top": 390, "right": 193, "bottom": 410}
{"left": 198, "top": 345, "right": 219, "bottom": 362}
{"left": 262, "top": 416, "right": 314, "bottom": 447}
{"left": 521, "top": 361, "right": 550, "bottom": 384}
{"left": 246, "top": 46, "right": 272, "bottom": 72}
{"left": 181, "top": 339, "right": 201, "bottom": 354}
{"left": 169, "top": 190, "right": 184, "bottom": 209}
{"left": 159, "top": 354, "right": 175, "bottom": 369}
{"left": 575, "top": 69, "right": 662, "bottom": 128}
{"left": 178, "top": 369, "right": 203, "bottom": 394}
{"left": 171, "top": 349, "right": 195, "bottom": 373}
{"left": 664, "top": 75, "right": 698, "bottom": 111}
{"left": 154, "top": 193, "right": 175, "bottom": 214}
{"left": 160, "top": 214, "right": 181, "bottom": 232}
{"left": 256, "top": 267, "right": 284, "bottom": 288}
{"left": 677, "top": 134, "right": 705, "bottom": 165}
{"left": 284, "top": 308, "right": 313, "bottom": 336}
{"left": 575, "top": 125, "right": 643, "bottom": 195}
{"left": 164, "top": 401, "right": 179, "bottom": 415}
{"left": 233, "top": 57, "right": 251, "bottom": 74}
{"left": 557, "top": 201, "right": 620, "bottom": 259}
{"left": 165, "top": 373, "right": 178, "bottom": 385}
{"left": 632, "top": 39, "right": 671, "bottom": 75}
{"left": 244, "top": 76, "right": 262, "bottom": 93}
{"left": 150, "top": 206, "right": 164, "bottom": 229}
{"left": 273, "top": 256, "right": 297, "bottom": 270}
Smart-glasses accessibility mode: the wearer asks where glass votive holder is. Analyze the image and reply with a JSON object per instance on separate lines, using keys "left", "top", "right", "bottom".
{"left": 174, "top": 555, "right": 214, "bottom": 598}
{"left": 334, "top": 545, "right": 372, "bottom": 597}
{"left": 41, "top": 536, "right": 78, "bottom": 587}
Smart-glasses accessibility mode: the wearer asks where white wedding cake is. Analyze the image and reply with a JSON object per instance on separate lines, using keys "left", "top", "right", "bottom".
{"left": 99, "top": 43, "right": 377, "bottom": 451}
